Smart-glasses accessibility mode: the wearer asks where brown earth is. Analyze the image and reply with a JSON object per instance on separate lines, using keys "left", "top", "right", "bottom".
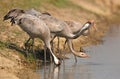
{"left": 0, "top": 0, "right": 120, "bottom": 79}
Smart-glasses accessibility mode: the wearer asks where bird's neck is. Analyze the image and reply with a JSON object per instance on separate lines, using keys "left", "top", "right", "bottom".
{"left": 67, "top": 39, "right": 85, "bottom": 57}
{"left": 72, "top": 22, "right": 91, "bottom": 39}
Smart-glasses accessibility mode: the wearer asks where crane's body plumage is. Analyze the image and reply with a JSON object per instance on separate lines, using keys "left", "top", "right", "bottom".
{"left": 3, "top": 9, "right": 60, "bottom": 66}
{"left": 15, "top": 14, "right": 50, "bottom": 40}
{"left": 65, "top": 21, "right": 89, "bottom": 35}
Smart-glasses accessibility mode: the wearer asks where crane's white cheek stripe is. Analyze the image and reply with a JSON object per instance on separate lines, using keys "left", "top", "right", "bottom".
{"left": 81, "top": 23, "right": 90, "bottom": 31}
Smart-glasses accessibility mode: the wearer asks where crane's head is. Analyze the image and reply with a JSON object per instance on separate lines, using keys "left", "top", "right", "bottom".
{"left": 3, "top": 9, "right": 25, "bottom": 25}
{"left": 78, "top": 52, "right": 89, "bottom": 58}
{"left": 81, "top": 19, "right": 97, "bottom": 34}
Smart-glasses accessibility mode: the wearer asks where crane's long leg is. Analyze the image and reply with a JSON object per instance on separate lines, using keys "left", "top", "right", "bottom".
{"left": 74, "top": 54, "right": 77, "bottom": 63}
{"left": 57, "top": 38, "right": 77, "bottom": 62}
{"left": 71, "top": 40, "right": 77, "bottom": 63}
{"left": 57, "top": 37, "right": 60, "bottom": 53}
{"left": 24, "top": 38, "right": 36, "bottom": 59}
{"left": 45, "top": 39, "right": 60, "bottom": 66}
{"left": 24, "top": 37, "right": 31, "bottom": 50}
{"left": 44, "top": 45, "right": 47, "bottom": 64}
{"left": 57, "top": 37, "right": 61, "bottom": 60}
{"left": 63, "top": 39, "right": 77, "bottom": 62}
{"left": 62, "top": 39, "right": 68, "bottom": 60}
{"left": 63, "top": 39, "right": 67, "bottom": 50}
{"left": 24, "top": 37, "right": 31, "bottom": 58}
{"left": 31, "top": 38, "right": 36, "bottom": 59}
{"left": 50, "top": 41, "right": 53, "bottom": 63}
{"left": 50, "top": 35, "right": 57, "bottom": 63}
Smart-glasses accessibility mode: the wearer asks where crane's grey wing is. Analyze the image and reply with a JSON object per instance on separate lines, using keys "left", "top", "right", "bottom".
{"left": 66, "top": 21, "right": 82, "bottom": 34}
{"left": 26, "top": 9, "right": 65, "bottom": 33}
{"left": 25, "top": 9, "right": 42, "bottom": 17}
{"left": 40, "top": 15, "right": 65, "bottom": 33}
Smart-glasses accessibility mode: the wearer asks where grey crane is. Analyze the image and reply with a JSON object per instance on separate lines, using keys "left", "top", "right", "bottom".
{"left": 3, "top": 9, "right": 60, "bottom": 66}
{"left": 56, "top": 20, "right": 97, "bottom": 62}
{"left": 62, "top": 20, "right": 97, "bottom": 49}
{"left": 24, "top": 9, "right": 91, "bottom": 58}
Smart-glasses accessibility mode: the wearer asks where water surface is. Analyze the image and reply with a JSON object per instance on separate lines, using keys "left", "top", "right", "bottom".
{"left": 36, "top": 24, "right": 120, "bottom": 79}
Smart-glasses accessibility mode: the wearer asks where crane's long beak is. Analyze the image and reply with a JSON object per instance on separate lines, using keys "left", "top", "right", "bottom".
{"left": 3, "top": 14, "right": 10, "bottom": 21}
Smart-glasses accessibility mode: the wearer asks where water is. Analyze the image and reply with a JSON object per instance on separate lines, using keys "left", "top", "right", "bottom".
{"left": 36, "top": 24, "right": 120, "bottom": 79}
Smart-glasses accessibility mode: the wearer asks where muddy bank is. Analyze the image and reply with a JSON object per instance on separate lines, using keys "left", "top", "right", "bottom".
{"left": 0, "top": 46, "right": 40, "bottom": 79}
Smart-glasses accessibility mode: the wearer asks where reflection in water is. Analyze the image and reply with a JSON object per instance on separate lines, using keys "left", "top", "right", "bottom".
{"left": 36, "top": 58, "right": 92, "bottom": 79}
{"left": 36, "top": 24, "right": 120, "bottom": 79}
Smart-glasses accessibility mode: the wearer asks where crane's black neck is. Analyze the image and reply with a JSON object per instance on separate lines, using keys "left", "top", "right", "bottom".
{"left": 73, "top": 21, "right": 92, "bottom": 39}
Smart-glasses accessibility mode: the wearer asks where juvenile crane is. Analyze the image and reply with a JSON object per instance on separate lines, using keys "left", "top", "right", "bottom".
{"left": 63, "top": 20, "right": 97, "bottom": 48}
{"left": 62, "top": 20, "right": 97, "bottom": 62}
{"left": 3, "top": 9, "right": 61, "bottom": 66}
